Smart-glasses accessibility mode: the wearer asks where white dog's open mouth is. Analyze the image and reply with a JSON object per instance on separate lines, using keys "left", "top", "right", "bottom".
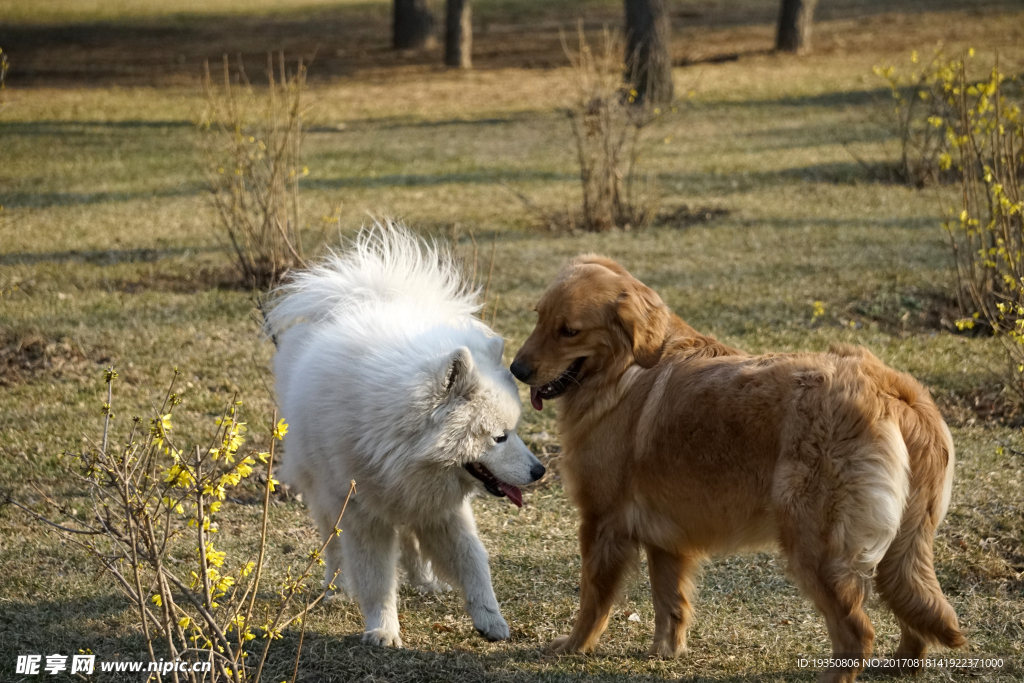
{"left": 464, "top": 462, "right": 523, "bottom": 507}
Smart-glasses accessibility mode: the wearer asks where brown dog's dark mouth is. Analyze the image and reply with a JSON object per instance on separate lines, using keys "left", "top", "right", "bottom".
{"left": 530, "top": 357, "right": 586, "bottom": 410}
{"left": 463, "top": 462, "right": 523, "bottom": 507}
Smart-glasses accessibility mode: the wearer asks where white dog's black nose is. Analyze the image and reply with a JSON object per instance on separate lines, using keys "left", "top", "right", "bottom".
{"left": 530, "top": 462, "right": 546, "bottom": 482}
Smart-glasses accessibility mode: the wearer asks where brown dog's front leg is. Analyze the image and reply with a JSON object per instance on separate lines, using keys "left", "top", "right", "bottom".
{"left": 550, "top": 517, "right": 634, "bottom": 654}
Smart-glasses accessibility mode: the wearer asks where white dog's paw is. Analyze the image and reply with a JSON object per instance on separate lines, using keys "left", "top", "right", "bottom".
{"left": 361, "top": 628, "right": 403, "bottom": 648}
{"left": 472, "top": 609, "right": 510, "bottom": 642}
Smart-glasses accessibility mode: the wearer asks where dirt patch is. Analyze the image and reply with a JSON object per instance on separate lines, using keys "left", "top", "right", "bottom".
{"left": 939, "top": 383, "right": 1023, "bottom": 427}
{"left": 656, "top": 204, "right": 730, "bottom": 229}
{"left": 0, "top": 332, "right": 105, "bottom": 386}
{"left": 846, "top": 288, "right": 976, "bottom": 335}
{"left": 512, "top": 201, "right": 729, "bottom": 234}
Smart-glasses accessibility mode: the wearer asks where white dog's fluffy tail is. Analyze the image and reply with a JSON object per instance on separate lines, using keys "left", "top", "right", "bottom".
{"left": 265, "top": 220, "right": 480, "bottom": 344}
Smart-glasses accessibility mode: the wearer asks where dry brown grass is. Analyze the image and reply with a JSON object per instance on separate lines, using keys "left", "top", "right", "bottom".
{"left": 2, "top": 1, "right": 1024, "bottom": 681}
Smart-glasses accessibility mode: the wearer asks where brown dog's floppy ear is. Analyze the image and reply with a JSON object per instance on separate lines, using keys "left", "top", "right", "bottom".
{"left": 616, "top": 282, "right": 669, "bottom": 368}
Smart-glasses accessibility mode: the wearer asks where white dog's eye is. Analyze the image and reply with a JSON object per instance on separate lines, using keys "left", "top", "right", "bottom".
{"left": 493, "top": 433, "right": 508, "bottom": 443}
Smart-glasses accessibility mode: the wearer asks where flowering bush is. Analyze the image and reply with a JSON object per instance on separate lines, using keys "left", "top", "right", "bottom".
{"left": 8, "top": 368, "right": 353, "bottom": 682}
{"left": 939, "top": 56, "right": 1024, "bottom": 399}
{"left": 872, "top": 48, "right": 964, "bottom": 186}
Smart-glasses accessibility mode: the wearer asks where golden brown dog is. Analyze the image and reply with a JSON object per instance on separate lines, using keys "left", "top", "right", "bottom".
{"left": 510, "top": 255, "right": 964, "bottom": 683}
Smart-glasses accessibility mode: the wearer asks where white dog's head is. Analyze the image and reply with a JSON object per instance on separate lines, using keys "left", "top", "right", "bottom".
{"left": 429, "top": 335, "right": 545, "bottom": 507}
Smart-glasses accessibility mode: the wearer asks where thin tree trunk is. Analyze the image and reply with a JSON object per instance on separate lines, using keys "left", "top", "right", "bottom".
{"left": 624, "top": 0, "right": 673, "bottom": 105}
{"left": 775, "top": 0, "right": 818, "bottom": 54}
{"left": 394, "top": 0, "right": 436, "bottom": 50}
{"left": 444, "top": 0, "right": 472, "bottom": 69}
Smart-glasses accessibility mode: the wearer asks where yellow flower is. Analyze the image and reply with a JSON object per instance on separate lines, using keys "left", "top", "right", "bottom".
{"left": 273, "top": 418, "right": 289, "bottom": 441}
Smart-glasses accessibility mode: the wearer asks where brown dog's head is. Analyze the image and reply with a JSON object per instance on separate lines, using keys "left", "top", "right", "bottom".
{"left": 510, "top": 255, "right": 670, "bottom": 410}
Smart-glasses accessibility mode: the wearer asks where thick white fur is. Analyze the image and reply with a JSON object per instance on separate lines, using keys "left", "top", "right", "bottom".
{"left": 267, "top": 222, "right": 542, "bottom": 647}
{"left": 845, "top": 420, "right": 910, "bottom": 574}
{"left": 937, "top": 421, "right": 956, "bottom": 527}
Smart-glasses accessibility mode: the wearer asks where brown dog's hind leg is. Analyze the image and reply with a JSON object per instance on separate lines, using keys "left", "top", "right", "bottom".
{"left": 550, "top": 517, "right": 635, "bottom": 654}
{"left": 786, "top": 543, "right": 874, "bottom": 683}
{"left": 874, "top": 526, "right": 965, "bottom": 673}
{"left": 645, "top": 545, "right": 698, "bottom": 658}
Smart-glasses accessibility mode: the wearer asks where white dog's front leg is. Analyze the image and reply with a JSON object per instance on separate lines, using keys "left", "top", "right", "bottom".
{"left": 345, "top": 516, "right": 403, "bottom": 647}
{"left": 417, "top": 501, "right": 510, "bottom": 641}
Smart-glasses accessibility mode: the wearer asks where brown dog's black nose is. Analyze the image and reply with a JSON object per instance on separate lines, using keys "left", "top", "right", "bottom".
{"left": 510, "top": 359, "right": 532, "bottom": 382}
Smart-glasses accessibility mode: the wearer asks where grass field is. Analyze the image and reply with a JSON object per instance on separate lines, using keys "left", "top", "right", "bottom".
{"left": 2, "top": 0, "right": 1024, "bottom": 681}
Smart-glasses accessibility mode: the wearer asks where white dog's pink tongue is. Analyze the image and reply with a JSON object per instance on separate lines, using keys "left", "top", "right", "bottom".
{"left": 499, "top": 482, "right": 523, "bottom": 508}
{"left": 530, "top": 387, "right": 543, "bottom": 411}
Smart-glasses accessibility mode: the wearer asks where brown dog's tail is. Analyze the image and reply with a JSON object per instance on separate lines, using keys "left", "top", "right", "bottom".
{"left": 874, "top": 390, "right": 966, "bottom": 651}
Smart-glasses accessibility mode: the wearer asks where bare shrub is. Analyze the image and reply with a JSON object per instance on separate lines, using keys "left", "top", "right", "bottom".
{"left": 563, "top": 28, "right": 660, "bottom": 232}
{"left": 5, "top": 369, "right": 351, "bottom": 682}
{"left": 942, "top": 55, "right": 1024, "bottom": 399}
{"left": 200, "top": 55, "right": 311, "bottom": 289}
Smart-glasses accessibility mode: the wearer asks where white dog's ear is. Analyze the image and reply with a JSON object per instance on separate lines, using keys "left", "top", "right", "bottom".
{"left": 485, "top": 335, "right": 505, "bottom": 363}
{"left": 437, "top": 346, "right": 476, "bottom": 404}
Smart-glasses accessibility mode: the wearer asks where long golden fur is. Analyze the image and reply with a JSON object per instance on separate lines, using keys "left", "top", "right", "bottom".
{"left": 510, "top": 256, "right": 965, "bottom": 683}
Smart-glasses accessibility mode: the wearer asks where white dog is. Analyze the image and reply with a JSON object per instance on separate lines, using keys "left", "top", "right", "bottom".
{"left": 265, "top": 222, "right": 545, "bottom": 647}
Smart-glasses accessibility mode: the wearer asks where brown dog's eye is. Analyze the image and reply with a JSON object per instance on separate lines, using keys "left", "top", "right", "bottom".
{"left": 560, "top": 323, "right": 579, "bottom": 338}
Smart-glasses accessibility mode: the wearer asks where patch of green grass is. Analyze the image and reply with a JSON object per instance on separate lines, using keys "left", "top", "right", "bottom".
{"left": 2, "top": 0, "right": 1023, "bottom": 680}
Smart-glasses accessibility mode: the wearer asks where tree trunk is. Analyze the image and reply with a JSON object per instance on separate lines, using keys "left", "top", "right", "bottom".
{"left": 394, "top": 0, "right": 436, "bottom": 50}
{"left": 444, "top": 0, "right": 472, "bottom": 69}
{"left": 775, "top": 0, "right": 818, "bottom": 54}
{"left": 624, "top": 0, "right": 674, "bottom": 105}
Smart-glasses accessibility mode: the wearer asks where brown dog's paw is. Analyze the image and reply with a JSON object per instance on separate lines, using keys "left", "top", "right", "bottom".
{"left": 646, "top": 640, "right": 685, "bottom": 659}
{"left": 546, "top": 635, "right": 577, "bottom": 655}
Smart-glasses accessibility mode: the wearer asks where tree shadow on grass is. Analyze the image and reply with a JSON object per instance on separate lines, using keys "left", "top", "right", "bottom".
{"left": 0, "top": 591, "right": 811, "bottom": 682}
{"left": 289, "top": 632, "right": 810, "bottom": 683}
{"left": 0, "top": 185, "right": 207, "bottom": 210}
{"left": 0, "top": 246, "right": 218, "bottom": 266}
{"left": 0, "top": 0, "right": 1016, "bottom": 87}
{"left": 655, "top": 161, "right": 900, "bottom": 196}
